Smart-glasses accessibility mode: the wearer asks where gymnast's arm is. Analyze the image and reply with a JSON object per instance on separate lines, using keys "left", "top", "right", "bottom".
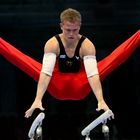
{"left": 25, "top": 37, "right": 58, "bottom": 118}
{"left": 81, "top": 39, "right": 113, "bottom": 117}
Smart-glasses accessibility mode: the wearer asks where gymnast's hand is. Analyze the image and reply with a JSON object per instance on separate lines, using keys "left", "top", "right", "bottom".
{"left": 25, "top": 99, "right": 45, "bottom": 118}
{"left": 96, "top": 100, "right": 114, "bottom": 119}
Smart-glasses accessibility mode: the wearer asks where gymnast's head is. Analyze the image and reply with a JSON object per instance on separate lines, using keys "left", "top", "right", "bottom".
{"left": 60, "top": 8, "right": 82, "bottom": 39}
{"left": 60, "top": 8, "right": 82, "bottom": 24}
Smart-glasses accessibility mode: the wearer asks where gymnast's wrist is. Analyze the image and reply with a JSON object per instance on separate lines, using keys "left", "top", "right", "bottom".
{"left": 34, "top": 97, "right": 42, "bottom": 102}
{"left": 97, "top": 99, "right": 105, "bottom": 104}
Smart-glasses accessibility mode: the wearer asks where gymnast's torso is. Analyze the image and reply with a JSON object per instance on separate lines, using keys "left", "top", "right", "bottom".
{"left": 55, "top": 34, "right": 86, "bottom": 73}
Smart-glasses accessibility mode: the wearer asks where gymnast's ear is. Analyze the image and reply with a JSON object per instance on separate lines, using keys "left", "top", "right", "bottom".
{"left": 60, "top": 22, "right": 63, "bottom": 30}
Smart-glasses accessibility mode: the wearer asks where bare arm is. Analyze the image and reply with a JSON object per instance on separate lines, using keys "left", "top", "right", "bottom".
{"left": 34, "top": 37, "right": 58, "bottom": 101}
{"left": 81, "top": 39, "right": 111, "bottom": 112}
{"left": 35, "top": 73, "right": 51, "bottom": 102}
{"left": 25, "top": 37, "right": 58, "bottom": 118}
{"left": 88, "top": 75, "right": 109, "bottom": 111}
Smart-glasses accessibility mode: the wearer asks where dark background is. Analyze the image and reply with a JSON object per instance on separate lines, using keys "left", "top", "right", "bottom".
{"left": 0, "top": 0, "right": 140, "bottom": 140}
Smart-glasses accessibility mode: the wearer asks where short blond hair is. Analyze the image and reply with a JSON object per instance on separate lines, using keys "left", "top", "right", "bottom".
{"left": 60, "top": 8, "right": 82, "bottom": 23}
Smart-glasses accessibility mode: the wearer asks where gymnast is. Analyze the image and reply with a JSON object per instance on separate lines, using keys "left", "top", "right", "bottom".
{"left": 0, "top": 8, "right": 139, "bottom": 140}
{"left": 25, "top": 8, "right": 113, "bottom": 140}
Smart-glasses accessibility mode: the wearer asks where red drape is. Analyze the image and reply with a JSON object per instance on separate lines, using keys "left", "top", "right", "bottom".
{"left": 0, "top": 30, "right": 140, "bottom": 100}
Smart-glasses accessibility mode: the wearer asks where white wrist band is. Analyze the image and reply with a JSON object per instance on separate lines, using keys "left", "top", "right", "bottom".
{"left": 83, "top": 55, "right": 99, "bottom": 78}
{"left": 41, "top": 53, "right": 56, "bottom": 76}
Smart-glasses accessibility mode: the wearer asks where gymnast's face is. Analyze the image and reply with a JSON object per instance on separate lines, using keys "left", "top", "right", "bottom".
{"left": 60, "top": 20, "right": 81, "bottom": 43}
